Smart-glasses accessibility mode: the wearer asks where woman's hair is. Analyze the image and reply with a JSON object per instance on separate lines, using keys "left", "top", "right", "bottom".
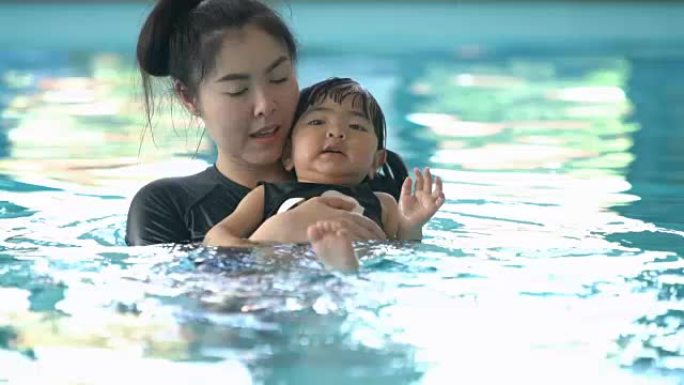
{"left": 294, "top": 77, "right": 408, "bottom": 199}
{"left": 375, "top": 150, "right": 409, "bottom": 200}
{"left": 137, "top": 0, "right": 297, "bottom": 125}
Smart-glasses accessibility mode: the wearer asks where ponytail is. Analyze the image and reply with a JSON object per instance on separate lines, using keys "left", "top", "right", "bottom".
{"left": 137, "top": 0, "right": 203, "bottom": 130}
{"left": 137, "top": 0, "right": 203, "bottom": 77}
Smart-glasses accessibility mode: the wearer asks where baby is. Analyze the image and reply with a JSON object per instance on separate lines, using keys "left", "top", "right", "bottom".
{"left": 204, "top": 78, "right": 444, "bottom": 272}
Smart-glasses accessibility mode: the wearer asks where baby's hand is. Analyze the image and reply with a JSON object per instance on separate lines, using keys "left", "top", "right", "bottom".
{"left": 398, "top": 167, "right": 445, "bottom": 233}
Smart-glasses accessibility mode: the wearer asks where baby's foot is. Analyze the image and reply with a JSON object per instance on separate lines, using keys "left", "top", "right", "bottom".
{"left": 307, "top": 221, "right": 359, "bottom": 273}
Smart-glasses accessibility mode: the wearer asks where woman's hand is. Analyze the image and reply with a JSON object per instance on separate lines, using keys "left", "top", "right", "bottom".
{"left": 398, "top": 167, "right": 445, "bottom": 239}
{"left": 249, "top": 196, "right": 387, "bottom": 243}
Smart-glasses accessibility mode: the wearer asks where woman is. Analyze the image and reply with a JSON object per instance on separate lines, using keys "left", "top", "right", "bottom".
{"left": 126, "top": 0, "right": 406, "bottom": 246}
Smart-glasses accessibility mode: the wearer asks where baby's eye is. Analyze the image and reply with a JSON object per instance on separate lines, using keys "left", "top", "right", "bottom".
{"left": 349, "top": 123, "right": 368, "bottom": 131}
{"left": 270, "top": 77, "right": 288, "bottom": 84}
{"left": 307, "top": 119, "right": 325, "bottom": 126}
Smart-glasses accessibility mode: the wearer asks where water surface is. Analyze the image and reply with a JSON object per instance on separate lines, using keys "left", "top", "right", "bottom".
{"left": 1, "top": 2, "right": 684, "bottom": 384}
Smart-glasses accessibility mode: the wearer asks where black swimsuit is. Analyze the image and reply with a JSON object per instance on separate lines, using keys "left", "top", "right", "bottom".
{"left": 126, "top": 165, "right": 399, "bottom": 246}
{"left": 261, "top": 181, "right": 383, "bottom": 227}
{"left": 125, "top": 166, "right": 249, "bottom": 246}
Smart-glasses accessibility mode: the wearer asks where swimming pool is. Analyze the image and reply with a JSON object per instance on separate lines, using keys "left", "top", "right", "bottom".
{"left": 2, "top": 1, "right": 684, "bottom": 384}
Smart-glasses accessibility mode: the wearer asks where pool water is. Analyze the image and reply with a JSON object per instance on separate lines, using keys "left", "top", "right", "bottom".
{"left": 1, "top": 2, "right": 684, "bottom": 384}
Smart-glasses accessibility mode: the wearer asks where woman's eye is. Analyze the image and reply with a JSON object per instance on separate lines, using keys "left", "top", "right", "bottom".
{"left": 350, "top": 124, "right": 368, "bottom": 131}
{"left": 225, "top": 88, "right": 248, "bottom": 97}
{"left": 270, "top": 77, "right": 288, "bottom": 84}
{"left": 307, "top": 119, "right": 324, "bottom": 126}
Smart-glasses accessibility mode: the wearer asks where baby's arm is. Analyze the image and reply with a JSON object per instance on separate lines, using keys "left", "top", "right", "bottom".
{"left": 249, "top": 196, "right": 388, "bottom": 243}
{"left": 376, "top": 192, "right": 399, "bottom": 239}
{"left": 203, "top": 186, "right": 266, "bottom": 247}
{"left": 380, "top": 167, "right": 445, "bottom": 241}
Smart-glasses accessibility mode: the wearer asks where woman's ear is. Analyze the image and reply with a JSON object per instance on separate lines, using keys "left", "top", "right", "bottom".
{"left": 368, "top": 149, "right": 387, "bottom": 179}
{"left": 174, "top": 80, "right": 200, "bottom": 116}
{"left": 281, "top": 140, "right": 295, "bottom": 171}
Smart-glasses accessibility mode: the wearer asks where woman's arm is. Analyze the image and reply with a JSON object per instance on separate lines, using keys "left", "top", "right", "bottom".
{"left": 203, "top": 187, "right": 266, "bottom": 247}
{"left": 126, "top": 181, "right": 190, "bottom": 246}
{"left": 249, "top": 196, "right": 388, "bottom": 244}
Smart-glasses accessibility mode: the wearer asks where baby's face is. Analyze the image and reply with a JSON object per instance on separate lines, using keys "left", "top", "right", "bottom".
{"left": 285, "top": 96, "right": 385, "bottom": 185}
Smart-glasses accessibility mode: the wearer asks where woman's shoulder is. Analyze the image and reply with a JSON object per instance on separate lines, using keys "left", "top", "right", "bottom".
{"left": 367, "top": 176, "right": 401, "bottom": 200}
{"left": 134, "top": 168, "right": 205, "bottom": 200}
{"left": 134, "top": 166, "right": 247, "bottom": 200}
{"left": 125, "top": 172, "right": 214, "bottom": 247}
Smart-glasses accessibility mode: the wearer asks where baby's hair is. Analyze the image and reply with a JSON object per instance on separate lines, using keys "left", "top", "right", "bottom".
{"left": 293, "top": 77, "right": 386, "bottom": 150}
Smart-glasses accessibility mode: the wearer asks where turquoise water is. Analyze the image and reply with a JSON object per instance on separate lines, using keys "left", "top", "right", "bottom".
{"left": 2, "top": 2, "right": 684, "bottom": 384}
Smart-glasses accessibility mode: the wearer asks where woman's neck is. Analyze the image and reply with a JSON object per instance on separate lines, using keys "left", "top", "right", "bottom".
{"left": 215, "top": 155, "right": 292, "bottom": 189}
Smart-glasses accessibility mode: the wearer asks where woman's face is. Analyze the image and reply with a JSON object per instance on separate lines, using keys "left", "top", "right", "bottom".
{"left": 195, "top": 24, "right": 299, "bottom": 168}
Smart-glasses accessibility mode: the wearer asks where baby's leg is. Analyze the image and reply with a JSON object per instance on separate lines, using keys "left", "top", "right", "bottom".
{"left": 307, "top": 221, "right": 359, "bottom": 273}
